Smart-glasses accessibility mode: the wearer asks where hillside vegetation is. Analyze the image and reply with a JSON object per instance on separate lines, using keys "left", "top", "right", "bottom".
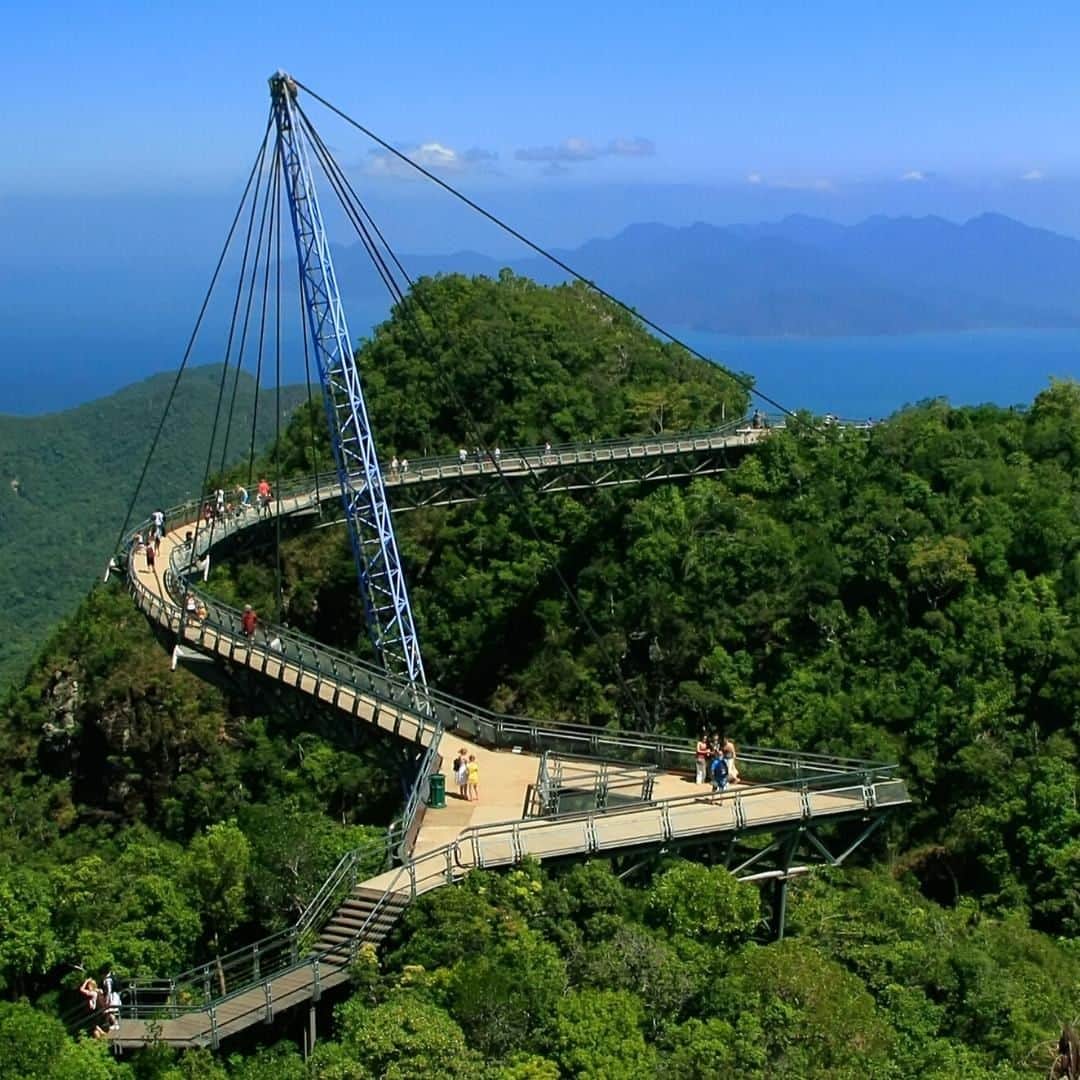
{"left": 0, "top": 274, "right": 1078, "bottom": 1078}
{"left": 0, "top": 366, "right": 304, "bottom": 687}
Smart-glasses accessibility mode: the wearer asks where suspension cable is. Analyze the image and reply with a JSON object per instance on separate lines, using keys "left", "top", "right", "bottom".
{"left": 292, "top": 77, "right": 799, "bottom": 423}
{"left": 192, "top": 134, "right": 272, "bottom": 559}
{"left": 297, "top": 111, "right": 658, "bottom": 729}
{"left": 247, "top": 145, "right": 279, "bottom": 488}
{"left": 218, "top": 141, "right": 278, "bottom": 476}
{"left": 299, "top": 263, "right": 322, "bottom": 507}
{"left": 273, "top": 141, "right": 285, "bottom": 622}
{"left": 111, "top": 114, "right": 273, "bottom": 555}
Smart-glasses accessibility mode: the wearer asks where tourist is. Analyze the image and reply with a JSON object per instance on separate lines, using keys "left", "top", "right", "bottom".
{"left": 458, "top": 447, "right": 467, "bottom": 464}
{"left": 493, "top": 446, "right": 501, "bottom": 463}
{"left": 236, "top": 484, "right": 250, "bottom": 513}
{"left": 723, "top": 736, "right": 740, "bottom": 784}
{"left": 104, "top": 987, "right": 121, "bottom": 1032}
{"left": 710, "top": 752, "right": 729, "bottom": 793}
{"left": 401, "top": 458, "right": 409, "bottom": 475}
{"left": 453, "top": 748, "right": 468, "bottom": 799}
{"left": 466, "top": 754, "right": 480, "bottom": 802}
{"left": 151, "top": 508, "right": 165, "bottom": 540}
{"left": 79, "top": 975, "right": 100, "bottom": 1013}
{"left": 185, "top": 592, "right": 199, "bottom": 624}
{"left": 144, "top": 541, "right": 156, "bottom": 574}
{"left": 241, "top": 605, "right": 257, "bottom": 639}
{"left": 695, "top": 732, "right": 709, "bottom": 784}
{"left": 390, "top": 456, "right": 399, "bottom": 477}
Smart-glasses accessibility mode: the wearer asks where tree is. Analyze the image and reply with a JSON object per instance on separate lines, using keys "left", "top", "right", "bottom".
{"left": 449, "top": 929, "right": 567, "bottom": 1057}
{"left": 647, "top": 861, "right": 760, "bottom": 944}
{"left": 554, "top": 989, "right": 654, "bottom": 1080}
{"left": 0, "top": 867, "right": 60, "bottom": 992}
{"left": 334, "top": 990, "right": 481, "bottom": 1080}
{"left": 185, "top": 821, "right": 251, "bottom": 993}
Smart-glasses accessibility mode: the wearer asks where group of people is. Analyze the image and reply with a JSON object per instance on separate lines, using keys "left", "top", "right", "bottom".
{"left": 457, "top": 446, "right": 503, "bottom": 465}
{"left": 199, "top": 480, "right": 273, "bottom": 526}
{"left": 451, "top": 748, "right": 480, "bottom": 801}
{"left": 695, "top": 733, "right": 740, "bottom": 792}
{"left": 79, "top": 969, "right": 121, "bottom": 1037}
{"left": 134, "top": 512, "right": 165, "bottom": 574}
{"left": 184, "top": 591, "right": 209, "bottom": 625}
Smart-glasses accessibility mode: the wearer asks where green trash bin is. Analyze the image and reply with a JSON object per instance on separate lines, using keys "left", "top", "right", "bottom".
{"left": 428, "top": 773, "right": 446, "bottom": 809}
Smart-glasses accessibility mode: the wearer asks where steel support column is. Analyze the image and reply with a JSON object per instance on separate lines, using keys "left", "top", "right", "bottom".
{"left": 269, "top": 72, "right": 426, "bottom": 689}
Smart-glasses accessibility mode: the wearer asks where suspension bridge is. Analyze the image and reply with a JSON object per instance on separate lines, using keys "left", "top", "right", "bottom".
{"left": 96, "top": 73, "right": 909, "bottom": 1052}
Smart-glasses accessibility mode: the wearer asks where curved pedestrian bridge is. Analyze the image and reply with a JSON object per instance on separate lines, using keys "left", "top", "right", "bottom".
{"left": 107, "top": 425, "right": 908, "bottom": 1050}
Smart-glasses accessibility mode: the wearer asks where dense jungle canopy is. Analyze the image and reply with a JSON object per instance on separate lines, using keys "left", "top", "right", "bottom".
{"left": 1, "top": 273, "right": 1078, "bottom": 1078}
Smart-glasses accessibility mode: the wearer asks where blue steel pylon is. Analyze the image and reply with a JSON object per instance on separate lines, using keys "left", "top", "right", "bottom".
{"left": 270, "top": 72, "right": 427, "bottom": 691}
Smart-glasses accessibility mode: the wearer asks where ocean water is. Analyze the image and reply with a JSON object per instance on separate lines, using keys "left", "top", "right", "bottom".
{"left": 677, "top": 328, "right": 1080, "bottom": 420}
{"left": 2, "top": 322, "right": 1080, "bottom": 419}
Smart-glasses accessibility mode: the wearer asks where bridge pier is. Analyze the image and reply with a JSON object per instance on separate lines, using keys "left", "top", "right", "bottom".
{"left": 303, "top": 1003, "right": 317, "bottom": 1059}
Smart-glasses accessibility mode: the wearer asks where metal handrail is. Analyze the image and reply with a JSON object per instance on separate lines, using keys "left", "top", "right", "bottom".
{"left": 110, "top": 762, "right": 906, "bottom": 1026}
{"left": 122, "top": 513, "right": 899, "bottom": 802}
{"left": 159, "top": 520, "right": 888, "bottom": 778}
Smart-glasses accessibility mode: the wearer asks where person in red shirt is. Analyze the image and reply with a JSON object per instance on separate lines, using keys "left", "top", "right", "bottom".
{"left": 241, "top": 605, "right": 257, "bottom": 639}
{"left": 695, "top": 733, "right": 709, "bottom": 784}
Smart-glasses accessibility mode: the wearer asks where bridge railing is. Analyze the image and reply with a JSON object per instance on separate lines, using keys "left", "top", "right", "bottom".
{"left": 140, "top": 416, "right": 762, "bottom": 541}
{"left": 164, "top": 543, "right": 893, "bottom": 793}
{"left": 110, "top": 835, "right": 392, "bottom": 1023}
{"left": 107, "top": 757, "right": 907, "bottom": 1033}
{"left": 142, "top": 508, "right": 896, "bottom": 802}
{"left": 529, "top": 752, "right": 660, "bottom": 816}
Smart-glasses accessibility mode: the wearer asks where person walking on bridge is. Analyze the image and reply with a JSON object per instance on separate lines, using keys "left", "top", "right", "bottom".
{"left": 695, "top": 733, "right": 709, "bottom": 784}
{"left": 241, "top": 605, "right": 257, "bottom": 640}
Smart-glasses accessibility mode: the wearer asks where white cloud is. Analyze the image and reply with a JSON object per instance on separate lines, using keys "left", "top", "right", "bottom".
{"left": 607, "top": 136, "right": 655, "bottom": 158}
{"left": 746, "top": 171, "right": 763, "bottom": 185}
{"left": 365, "top": 141, "right": 497, "bottom": 179}
{"left": 516, "top": 137, "right": 600, "bottom": 163}
{"left": 901, "top": 170, "right": 926, "bottom": 182}
{"left": 1021, "top": 168, "right": 1045, "bottom": 181}
{"left": 516, "top": 136, "right": 656, "bottom": 165}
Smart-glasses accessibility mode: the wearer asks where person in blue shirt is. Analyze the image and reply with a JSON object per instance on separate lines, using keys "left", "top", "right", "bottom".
{"left": 710, "top": 753, "right": 729, "bottom": 793}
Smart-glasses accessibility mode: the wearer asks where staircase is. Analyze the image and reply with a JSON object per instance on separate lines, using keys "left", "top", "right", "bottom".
{"left": 314, "top": 886, "right": 410, "bottom": 962}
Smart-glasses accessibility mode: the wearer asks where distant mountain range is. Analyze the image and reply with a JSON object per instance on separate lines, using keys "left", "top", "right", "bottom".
{"left": 333, "top": 212, "right": 1080, "bottom": 336}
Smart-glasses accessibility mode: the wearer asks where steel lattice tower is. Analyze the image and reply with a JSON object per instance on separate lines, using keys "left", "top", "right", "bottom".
{"left": 270, "top": 72, "right": 427, "bottom": 689}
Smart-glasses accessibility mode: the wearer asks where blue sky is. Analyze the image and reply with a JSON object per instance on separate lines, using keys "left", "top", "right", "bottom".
{"left": 7, "top": 2, "right": 1080, "bottom": 195}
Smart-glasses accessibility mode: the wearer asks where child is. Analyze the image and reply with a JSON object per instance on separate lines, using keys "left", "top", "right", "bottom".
{"left": 466, "top": 754, "right": 480, "bottom": 802}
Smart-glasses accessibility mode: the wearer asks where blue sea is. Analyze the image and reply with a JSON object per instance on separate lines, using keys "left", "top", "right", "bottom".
{"left": 2, "top": 321, "right": 1080, "bottom": 419}
{"left": 677, "top": 328, "right": 1080, "bottom": 420}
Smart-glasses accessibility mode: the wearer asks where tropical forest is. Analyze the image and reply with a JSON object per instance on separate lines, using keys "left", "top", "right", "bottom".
{"left": 1, "top": 272, "right": 1079, "bottom": 1079}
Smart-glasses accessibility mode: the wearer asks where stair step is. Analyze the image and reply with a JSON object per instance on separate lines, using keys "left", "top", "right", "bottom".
{"left": 351, "top": 887, "right": 409, "bottom": 905}
{"left": 319, "top": 923, "right": 395, "bottom": 946}
{"left": 328, "top": 910, "right": 399, "bottom": 929}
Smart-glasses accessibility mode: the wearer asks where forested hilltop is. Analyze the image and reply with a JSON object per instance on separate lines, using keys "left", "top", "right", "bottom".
{"left": 0, "top": 368, "right": 304, "bottom": 688}
{"left": 1, "top": 273, "right": 1078, "bottom": 1079}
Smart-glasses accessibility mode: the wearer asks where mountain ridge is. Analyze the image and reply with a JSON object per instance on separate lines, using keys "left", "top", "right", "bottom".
{"left": 331, "top": 211, "right": 1080, "bottom": 336}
